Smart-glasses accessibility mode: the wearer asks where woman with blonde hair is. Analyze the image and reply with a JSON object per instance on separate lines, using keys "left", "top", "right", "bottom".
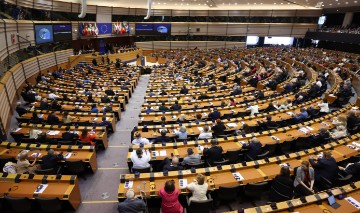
{"left": 174, "top": 126, "right": 187, "bottom": 139}
{"left": 177, "top": 114, "right": 186, "bottom": 123}
{"left": 187, "top": 173, "right": 208, "bottom": 203}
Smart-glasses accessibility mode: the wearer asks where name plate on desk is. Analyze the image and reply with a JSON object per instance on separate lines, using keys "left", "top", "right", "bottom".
{"left": 345, "top": 197, "right": 360, "bottom": 209}
{"left": 34, "top": 184, "right": 48, "bottom": 194}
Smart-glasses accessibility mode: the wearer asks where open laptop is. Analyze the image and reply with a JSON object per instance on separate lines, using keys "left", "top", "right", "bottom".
{"left": 328, "top": 195, "right": 341, "bottom": 209}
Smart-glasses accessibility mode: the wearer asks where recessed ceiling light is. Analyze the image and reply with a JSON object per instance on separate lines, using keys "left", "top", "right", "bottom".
{"left": 329, "top": 3, "right": 332, "bottom": 5}
{"left": 158, "top": 2, "right": 160, "bottom": 4}
{"left": 281, "top": 2, "right": 283, "bottom": 4}
{"left": 355, "top": 0, "right": 358, "bottom": 3}
{"left": 254, "top": 2, "right": 256, "bottom": 4}
{"left": 345, "top": 2, "right": 349, "bottom": 4}
{"left": 198, "top": 3, "right": 201, "bottom": 5}
{"left": 287, "top": 2, "right": 290, "bottom": 4}
{"left": 186, "top": 3, "right": 189, "bottom": 5}
{"left": 163, "top": 2, "right": 166, "bottom": 4}
{"left": 274, "top": 2, "right": 277, "bottom": 4}
{"left": 338, "top": 2, "right": 340, "bottom": 4}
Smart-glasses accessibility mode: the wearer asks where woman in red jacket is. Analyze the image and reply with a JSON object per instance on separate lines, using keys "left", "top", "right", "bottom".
{"left": 159, "top": 180, "right": 183, "bottom": 213}
{"left": 79, "top": 128, "right": 96, "bottom": 146}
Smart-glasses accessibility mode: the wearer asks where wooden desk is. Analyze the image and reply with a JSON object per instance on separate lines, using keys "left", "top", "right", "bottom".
{"left": 0, "top": 173, "right": 81, "bottom": 210}
{"left": 11, "top": 124, "right": 108, "bottom": 149}
{"left": 0, "top": 142, "right": 97, "bottom": 173}
{"left": 119, "top": 135, "right": 359, "bottom": 199}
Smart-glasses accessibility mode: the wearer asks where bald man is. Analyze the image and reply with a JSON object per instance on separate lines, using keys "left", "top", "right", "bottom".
{"left": 118, "top": 189, "right": 146, "bottom": 213}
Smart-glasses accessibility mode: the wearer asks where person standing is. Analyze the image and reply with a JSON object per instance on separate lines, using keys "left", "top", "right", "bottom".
{"left": 159, "top": 180, "right": 183, "bottom": 213}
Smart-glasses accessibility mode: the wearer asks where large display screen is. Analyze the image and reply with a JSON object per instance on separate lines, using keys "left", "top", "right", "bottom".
{"left": 264, "top": 37, "right": 294, "bottom": 46}
{"left": 35, "top": 25, "right": 53, "bottom": 44}
{"left": 135, "top": 23, "right": 171, "bottom": 36}
{"left": 112, "top": 22, "right": 130, "bottom": 35}
{"left": 53, "top": 24, "right": 72, "bottom": 41}
{"left": 246, "top": 36, "right": 259, "bottom": 45}
{"left": 80, "top": 22, "right": 99, "bottom": 36}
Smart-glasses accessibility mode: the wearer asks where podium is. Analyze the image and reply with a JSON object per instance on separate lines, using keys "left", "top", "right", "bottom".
{"left": 136, "top": 56, "right": 145, "bottom": 66}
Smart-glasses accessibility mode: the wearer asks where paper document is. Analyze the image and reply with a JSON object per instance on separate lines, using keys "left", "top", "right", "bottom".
{"left": 198, "top": 145, "right": 204, "bottom": 151}
{"left": 34, "top": 184, "right": 48, "bottom": 194}
{"left": 179, "top": 179, "right": 188, "bottom": 189}
{"left": 31, "top": 153, "right": 41, "bottom": 158}
{"left": 271, "top": 136, "right": 280, "bottom": 141}
{"left": 226, "top": 123, "right": 238, "bottom": 128}
{"left": 197, "top": 127, "right": 204, "bottom": 132}
{"left": 14, "top": 128, "right": 22, "bottom": 132}
{"left": 232, "top": 172, "right": 244, "bottom": 181}
{"left": 345, "top": 197, "right": 360, "bottom": 209}
{"left": 64, "top": 153, "right": 72, "bottom": 159}
{"left": 160, "top": 150, "right": 167, "bottom": 156}
{"left": 124, "top": 181, "right": 133, "bottom": 189}
{"left": 152, "top": 151, "right": 159, "bottom": 157}
{"left": 298, "top": 127, "right": 309, "bottom": 133}
{"left": 47, "top": 130, "right": 60, "bottom": 135}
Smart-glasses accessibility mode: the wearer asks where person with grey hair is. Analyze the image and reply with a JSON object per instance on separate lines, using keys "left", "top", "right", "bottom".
{"left": 15, "top": 102, "right": 28, "bottom": 116}
{"left": 174, "top": 126, "right": 187, "bottom": 140}
{"left": 198, "top": 125, "right": 213, "bottom": 140}
{"left": 41, "top": 149, "right": 64, "bottom": 171}
{"left": 118, "top": 189, "right": 146, "bottom": 213}
{"left": 242, "top": 137, "right": 263, "bottom": 161}
{"left": 16, "top": 150, "right": 39, "bottom": 174}
{"left": 162, "top": 156, "right": 183, "bottom": 172}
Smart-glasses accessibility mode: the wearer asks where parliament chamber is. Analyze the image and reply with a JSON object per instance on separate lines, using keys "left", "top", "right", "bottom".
{"left": 0, "top": 0, "right": 359, "bottom": 213}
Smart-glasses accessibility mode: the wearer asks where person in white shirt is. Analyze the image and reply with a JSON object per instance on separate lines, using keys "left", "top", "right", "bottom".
{"left": 246, "top": 102, "right": 259, "bottom": 116}
{"left": 131, "top": 132, "right": 151, "bottom": 145}
{"left": 48, "top": 92, "right": 60, "bottom": 100}
{"left": 198, "top": 125, "right": 212, "bottom": 140}
{"left": 276, "top": 99, "right": 292, "bottom": 110}
{"left": 130, "top": 148, "right": 151, "bottom": 169}
{"left": 316, "top": 80, "right": 322, "bottom": 88}
{"left": 186, "top": 174, "right": 208, "bottom": 204}
{"left": 318, "top": 99, "right": 330, "bottom": 114}
{"left": 29, "top": 126, "right": 42, "bottom": 139}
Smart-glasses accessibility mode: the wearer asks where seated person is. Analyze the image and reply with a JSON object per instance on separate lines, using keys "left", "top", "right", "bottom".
{"left": 90, "top": 104, "right": 99, "bottom": 113}
{"left": 97, "top": 116, "right": 111, "bottom": 127}
{"left": 293, "top": 108, "right": 308, "bottom": 122}
{"left": 31, "top": 112, "right": 43, "bottom": 124}
{"left": 132, "top": 132, "right": 151, "bottom": 145}
{"left": 154, "top": 130, "right": 172, "bottom": 143}
{"left": 208, "top": 108, "right": 221, "bottom": 120}
{"left": 47, "top": 112, "right": 60, "bottom": 125}
{"left": 242, "top": 137, "right": 262, "bottom": 160}
{"left": 62, "top": 111, "right": 73, "bottom": 124}
{"left": 62, "top": 126, "right": 78, "bottom": 141}
{"left": 159, "top": 102, "right": 169, "bottom": 112}
{"left": 318, "top": 99, "right": 330, "bottom": 114}
{"left": 347, "top": 111, "right": 359, "bottom": 130}
{"left": 130, "top": 148, "right": 151, "bottom": 169}
{"left": 235, "top": 123, "right": 251, "bottom": 136}
{"left": 170, "top": 101, "right": 181, "bottom": 111}
{"left": 177, "top": 114, "right": 187, "bottom": 123}
{"left": 198, "top": 125, "right": 213, "bottom": 140}
{"left": 246, "top": 103, "right": 259, "bottom": 116}
{"left": 270, "top": 166, "right": 294, "bottom": 202}
{"left": 41, "top": 149, "right": 64, "bottom": 171}
{"left": 309, "top": 152, "right": 339, "bottom": 182}
{"left": 212, "top": 119, "right": 226, "bottom": 137}
{"left": 79, "top": 128, "right": 96, "bottom": 146}
{"left": 197, "top": 93, "right": 210, "bottom": 100}
{"left": 294, "top": 161, "right": 315, "bottom": 196}
{"left": 51, "top": 100, "right": 62, "bottom": 110}
{"left": 16, "top": 150, "right": 40, "bottom": 174}
{"left": 203, "top": 139, "right": 223, "bottom": 166}
{"left": 174, "top": 126, "right": 188, "bottom": 140}
{"left": 187, "top": 174, "right": 208, "bottom": 204}
{"left": 29, "top": 126, "right": 42, "bottom": 139}
{"left": 144, "top": 105, "right": 154, "bottom": 114}
{"left": 118, "top": 189, "right": 146, "bottom": 213}
{"left": 257, "top": 116, "right": 277, "bottom": 130}
{"left": 194, "top": 113, "right": 203, "bottom": 123}
{"left": 16, "top": 102, "right": 27, "bottom": 116}
{"left": 101, "top": 94, "right": 111, "bottom": 103}
{"left": 309, "top": 127, "right": 330, "bottom": 145}
{"left": 40, "top": 98, "right": 50, "bottom": 110}
{"left": 162, "top": 156, "right": 183, "bottom": 172}
{"left": 182, "top": 148, "right": 201, "bottom": 165}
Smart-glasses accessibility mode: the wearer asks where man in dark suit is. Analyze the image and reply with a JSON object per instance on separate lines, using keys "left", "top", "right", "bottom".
{"left": 309, "top": 152, "right": 339, "bottom": 182}
{"left": 101, "top": 94, "right": 111, "bottom": 103}
{"left": 105, "top": 87, "right": 115, "bottom": 96}
{"left": 162, "top": 156, "right": 183, "bottom": 172}
{"left": 170, "top": 101, "right": 181, "bottom": 111}
{"left": 154, "top": 130, "right": 172, "bottom": 144}
{"left": 257, "top": 116, "right": 278, "bottom": 130}
{"left": 197, "top": 93, "right": 210, "bottom": 100}
{"left": 339, "top": 161, "right": 360, "bottom": 178}
{"left": 40, "top": 98, "right": 50, "bottom": 110}
{"left": 180, "top": 85, "right": 189, "bottom": 94}
{"left": 208, "top": 108, "right": 221, "bottom": 120}
{"left": 97, "top": 116, "right": 111, "bottom": 128}
{"left": 283, "top": 83, "right": 294, "bottom": 94}
{"left": 347, "top": 111, "right": 359, "bottom": 130}
{"left": 203, "top": 139, "right": 223, "bottom": 166}
{"left": 47, "top": 112, "right": 60, "bottom": 125}
{"left": 310, "top": 127, "right": 330, "bottom": 145}
{"left": 242, "top": 137, "right": 263, "bottom": 161}
{"left": 41, "top": 149, "right": 64, "bottom": 171}
{"left": 16, "top": 102, "right": 28, "bottom": 116}
{"left": 62, "top": 126, "right": 77, "bottom": 141}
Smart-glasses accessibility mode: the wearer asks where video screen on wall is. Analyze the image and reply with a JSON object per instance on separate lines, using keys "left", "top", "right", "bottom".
{"left": 264, "top": 37, "right": 294, "bottom": 46}
{"left": 135, "top": 23, "right": 171, "bottom": 36}
{"left": 80, "top": 22, "right": 99, "bottom": 36}
{"left": 35, "top": 25, "right": 53, "bottom": 44}
{"left": 53, "top": 24, "right": 72, "bottom": 42}
{"left": 112, "top": 22, "right": 130, "bottom": 35}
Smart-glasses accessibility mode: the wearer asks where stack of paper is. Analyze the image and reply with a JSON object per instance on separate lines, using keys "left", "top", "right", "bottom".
{"left": 92, "top": 118, "right": 98, "bottom": 121}
{"left": 198, "top": 127, "right": 204, "bottom": 132}
{"left": 14, "top": 128, "right": 22, "bottom": 132}
{"left": 298, "top": 127, "right": 309, "bottom": 133}
{"left": 31, "top": 153, "right": 41, "bottom": 158}
{"left": 198, "top": 145, "right": 204, "bottom": 151}
{"left": 321, "top": 122, "right": 330, "bottom": 126}
{"left": 47, "top": 131, "right": 60, "bottom": 135}
{"left": 271, "top": 136, "right": 280, "bottom": 141}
